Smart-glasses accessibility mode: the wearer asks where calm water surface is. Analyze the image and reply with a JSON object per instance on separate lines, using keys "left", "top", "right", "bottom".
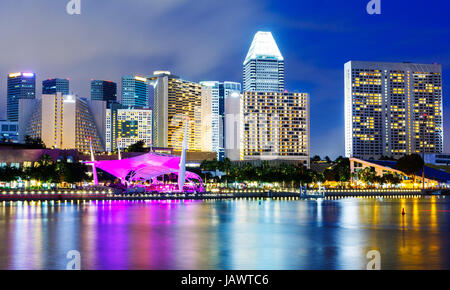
{"left": 0, "top": 197, "right": 449, "bottom": 270}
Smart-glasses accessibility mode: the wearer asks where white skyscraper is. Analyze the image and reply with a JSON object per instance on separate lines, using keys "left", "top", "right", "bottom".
{"left": 243, "top": 31, "right": 284, "bottom": 93}
{"left": 200, "top": 81, "right": 241, "bottom": 160}
{"left": 345, "top": 61, "right": 443, "bottom": 159}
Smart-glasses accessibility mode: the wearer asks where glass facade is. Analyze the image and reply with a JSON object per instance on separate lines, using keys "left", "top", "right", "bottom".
{"left": 121, "top": 76, "right": 150, "bottom": 108}
{"left": 42, "top": 78, "right": 69, "bottom": 95}
{"left": 91, "top": 80, "right": 117, "bottom": 107}
{"left": 7, "top": 72, "right": 36, "bottom": 122}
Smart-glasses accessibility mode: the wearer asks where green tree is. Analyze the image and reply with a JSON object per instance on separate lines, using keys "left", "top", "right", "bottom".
{"left": 323, "top": 168, "right": 337, "bottom": 182}
{"left": 24, "top": 154, "right": 58, "bottom": 184}
{"left": 381, "top": 173, "right": 402, "bottom": 185}
{"left": 56, "top": 161, "right": 89, "bottom": 184}
{"left": 24, "top": 135, "right": 46, "bottom": 149}
{"left": 311, "top": 155, "right": 321, "bottom": 163}
{"left": 357, "top": 167, "right": 377, "bottom": 184}
{"left": 125, "top": 140, "right": 147, "bottom": 152}
{"left": 62, "top": 162, "right": 89, "bottom": 183}
{"left": 335, "top": 158, "right": 350, "bottom": 182}
{"left": 0, "top": 165, "right": 23, "bottom": 182}
{"left": 396, "top": 154, "right": 424, "bottom": 179}
{"left": 220, "top": 158, "right": 232, "bottom": 187}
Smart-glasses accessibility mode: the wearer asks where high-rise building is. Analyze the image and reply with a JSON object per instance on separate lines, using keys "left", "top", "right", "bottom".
{"left": 200, "top": 81, "right": 241, "bottom": 160}
{"left": 121, "top": 75, "right": 150, "bottom": 108}
{"left": 18, "top": 93, "right": 106, "bottom": 152}
{"left": 7, "top": 72, "right": 36, "bottom": 122}
{"left": 345, "top": 61, "right": 443, "bottom": 159}
{"left": 200, "top": 85, "right": 213, "bottom": 153}
{"left": 243, "top": 31, "right": 284, "bottom": 93}
{"left": 241, "top": 91, "right": 310, "bottom": 167}
{"left": 151, "top": 72, "right": 202, "bottom": 152}
{"left": 42, "top": 78, "right": 69, "bottom": 95}
{"left": 224, "top": 91, "right": 242, "bottom": 161}
{"left": 105, "top": 104, "right": 152, "bottom": 152}
{"left": 91, "top": 80, "right": 117, "bottom": 107}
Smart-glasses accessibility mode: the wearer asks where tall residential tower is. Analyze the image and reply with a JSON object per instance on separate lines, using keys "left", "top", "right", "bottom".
{"left": 150, "top": 72, "right": 202, "bottom": 152}
{"left": 241, "top": 91, "right": 310, "bottom": 167}
{"left": 345, "top": 61, "right": 443, "bottom": 159}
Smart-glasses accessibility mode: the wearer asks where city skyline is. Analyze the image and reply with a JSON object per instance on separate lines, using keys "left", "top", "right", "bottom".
{"left": 0, "top": 0, "right": 449, "bottom": 158}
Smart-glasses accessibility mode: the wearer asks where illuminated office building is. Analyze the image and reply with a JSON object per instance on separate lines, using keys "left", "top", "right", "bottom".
{"left": 151, "top": 72, "right": 202, "bottom": 152}
{"left": 42, "top": 78, "right": 69, "bottom": 95}
{"left": 105, "top": 105, "right": 152, "bottom": 152}
{"left": 345, "top": 61, "right": 443, "bottom": 159}
{"left": 243, "top": 31, "right": 284, "bottom": 93}
{"left": 121, "top": 75, "right": 150, "bottom": 108}
{"left": 241, "top": 91, "right": 310, "bottom": 167}
{"left": 18, "top": 93, "right": 106, "bottom": 152}
{"left": 200, "top": 81, "right": 241, "bottom": 160}
{"left": 91, "top": 80, "right": 117, "bottom": 107}
{"left": 7, "top": 72, "right": 36, "bottom": 121}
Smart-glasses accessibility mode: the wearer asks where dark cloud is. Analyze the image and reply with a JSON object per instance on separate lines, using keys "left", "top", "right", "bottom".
{"left": 0, "top": 0, "right": 269, "bottom": 107}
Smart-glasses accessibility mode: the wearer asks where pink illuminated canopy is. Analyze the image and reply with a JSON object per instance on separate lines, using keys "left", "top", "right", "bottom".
{"left": 85, "top": 152, "right": 204, "bottom": 192}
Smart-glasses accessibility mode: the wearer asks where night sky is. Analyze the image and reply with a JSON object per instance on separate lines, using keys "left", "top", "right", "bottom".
{"left": 0, "top": 0, "right": 449, "bottom": 158}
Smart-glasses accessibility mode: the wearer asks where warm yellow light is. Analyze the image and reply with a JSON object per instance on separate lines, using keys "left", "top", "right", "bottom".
{"left": 135, "top": 76, "right": 147, "bottom": 82}
{"left": 9, "top": 72, "right": 22, "bottom": 78}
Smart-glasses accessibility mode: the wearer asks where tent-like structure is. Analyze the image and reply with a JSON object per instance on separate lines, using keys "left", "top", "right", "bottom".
{"left": 85, "top": 152, "right": 204, "bottom": 193}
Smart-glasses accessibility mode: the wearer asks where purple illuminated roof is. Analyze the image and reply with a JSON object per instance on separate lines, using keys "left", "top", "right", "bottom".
{"left": 86, "top": 153, "right": 203, "bottom": 184}
{"left": 87, "top": 153, "right": 180, "bottom": 180}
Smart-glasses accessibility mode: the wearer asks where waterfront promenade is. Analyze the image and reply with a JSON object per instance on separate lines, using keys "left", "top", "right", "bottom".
{"left": 0, "top": 188, "right": 441, "bottom": 202}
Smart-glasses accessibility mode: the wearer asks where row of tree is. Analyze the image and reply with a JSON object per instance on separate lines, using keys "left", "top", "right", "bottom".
{"left": 200, "top": 154, "right": 425, "bottom": 187}
{"left": 200, "top": 157, "right": 351, "bottom": 187}
{"left": 0, "top": 154, "right": 89, "bottom": 184}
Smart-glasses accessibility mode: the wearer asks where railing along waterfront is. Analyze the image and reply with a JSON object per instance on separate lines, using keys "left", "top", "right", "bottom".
{"left": 0, "top": 187, "right": 442, "bottom": 202}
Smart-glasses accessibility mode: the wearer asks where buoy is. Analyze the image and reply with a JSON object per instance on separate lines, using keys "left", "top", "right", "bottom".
{"left": 402, "top": 208, "right": 406, "bottom": 215}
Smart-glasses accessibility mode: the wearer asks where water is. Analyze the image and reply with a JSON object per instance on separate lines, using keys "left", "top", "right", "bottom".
{"left": 0, "top": 197, "right": 449, "bottom": 270}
